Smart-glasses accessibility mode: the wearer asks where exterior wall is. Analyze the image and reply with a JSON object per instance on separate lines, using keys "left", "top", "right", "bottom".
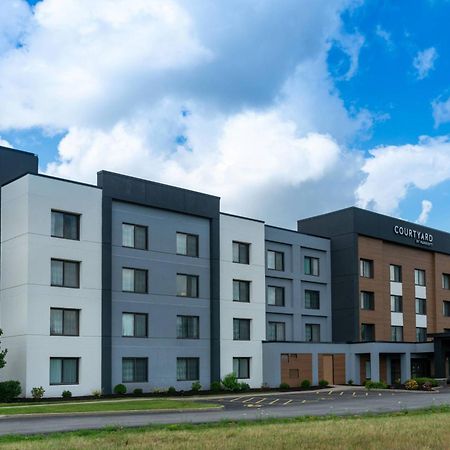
{"left": 264, "top": 226, "right": 332, "bottom": 342}
{"left": 0, "top": 175, "right": 102, "bottom": 397}
{"left": 220, "top": 214, "right": 265, "bottom": 388}
{"left": 110, "top": 201, "right": 211, "bottom": 391}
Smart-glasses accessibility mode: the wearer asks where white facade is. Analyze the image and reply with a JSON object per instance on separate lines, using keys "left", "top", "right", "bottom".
{"left": 0, "top": 175, "right": 102, "bottom": 397}
{"left": 219, "top": 214, "right": 266, "bottom": 388}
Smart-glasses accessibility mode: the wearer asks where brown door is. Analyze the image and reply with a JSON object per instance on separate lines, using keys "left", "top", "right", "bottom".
{"left": 323, "top": 355, "right": 334, "bottom": 384}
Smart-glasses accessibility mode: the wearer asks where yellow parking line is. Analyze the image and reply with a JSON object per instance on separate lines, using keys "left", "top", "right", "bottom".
{"left": 255, "top": 398, "right": 265, "bottom": 404}
{"left": 283, "top": 399, "right": 293, "bottom": 406}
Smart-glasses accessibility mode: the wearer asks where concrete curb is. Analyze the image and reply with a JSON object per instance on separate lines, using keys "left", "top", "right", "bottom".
{"left": 367, "top": 388, "right": 440, "bottom": 394}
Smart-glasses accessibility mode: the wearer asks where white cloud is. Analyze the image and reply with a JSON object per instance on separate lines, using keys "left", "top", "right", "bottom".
{"left": 416, "top": 200, "right": 432, "bottom": 225}
{"left": 356, "top": 136, "right": 450, "bottom": 214}
{"left": 432, "top": 96, "right": 450, "bottom": 127}
{"left": 375, "top": 25, "right": 393, "bottom": 50}
{"left": 0, "top": 137, "right": 12, "bottom": 148}
{"left": 413, "top": 47, "right": 438, "bottom": 80}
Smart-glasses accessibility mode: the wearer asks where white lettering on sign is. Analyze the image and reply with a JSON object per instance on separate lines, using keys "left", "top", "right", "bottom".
{"left": 393, "top": 225, "right": 433, "bottom": 246}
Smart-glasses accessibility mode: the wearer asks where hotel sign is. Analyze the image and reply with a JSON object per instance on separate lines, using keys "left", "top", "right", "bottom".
{"left": 393, "top": 225, "right": 433, "bottom": 247}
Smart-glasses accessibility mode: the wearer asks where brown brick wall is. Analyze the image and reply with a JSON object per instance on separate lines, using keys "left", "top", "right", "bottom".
{"left": 333, "top": 354, "right": 346, "bottom": 385}
{"left": 281, "top": 353, "right": 312, "bottom": 386}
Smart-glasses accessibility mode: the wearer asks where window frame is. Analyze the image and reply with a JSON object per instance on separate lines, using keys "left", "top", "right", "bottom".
{"left": 267, "top": 285, "right": 285, "bottom": 306}
{"left": 232, "top": 241, "right": 250, "bottom": 264}
{"left": 122, "top": 357, "right": 148, "bottom": 383}
{"left": 305, "top": 323, "right": 320, "bottom": 342}
{"left": 176, "top": 357, "right": 200, "bottom": 381}
{"left": 360, "top": 291, "right": 375, "bottom": 311}
{"left": 267, "top": 250, "right": 284, "bottom": 271}
{"left": 267, "top": 321, "right": 286, "bottom": 342}
{"left": 415, "top": 298, "right": 427, "bottom": 315}
{"left": 121, "top": 312, "right": 148, "bottom": 338}
{"left": 49, "top": 357, "right": 79, "bottom": 385}
{"left": 305, "top": 289, "right": 320, "bottom": 310}
{"left": 176, "top": 273, "right": 199, "bottom": 298}
{"left": 233, "top": 279, "right": 251, "bottom": 303}
{"left": 443, "top": 274, "right": 450, "bottom": 290}
{"left": 50, "top": 308, "right": 80, "bottom": 337}
{"left": 304, "top": 256, "right": 320, "bottom": 276}
{"left": 390, "top": 295, "right": 403, "bottom": 313}
{"left": 176, "top": 315, "right": 200, "bottom": 339}
{"left": 360, "top": 259, "right": 373, "bottom": 278}
{"left": 233, "top": 357, "right": 250, "bottom": 379}
{"left": 233, "top": 318, "right": 251, "bottom": 341}
{"left": 443, "top": 301, "right": 450, "bottom": 317}
{"left": 391, "top": 325, "right": 403, "bottom": 342}
{"left": 416, "top": 327, "right": 427, "bottom": 342}
{"left": 361, "top": 323, "right": 375, "bottom": 341}
{"left": 122, "top": 267, "right": 148, "bottom": 294}
{"left": 414, "top": 269, "right": 426, "bottom": 286}
{"left": 122, "top": 223, "right": 148, "bottom": 250}
{"left": 51, "top": 210, "right": 80, "bottom": 241}
{"left": 51, "top": 259, "right": 80, "bottom": 289}
{"left": 390, "top": 264, "right": 402, "bottom": 282}
{"left": 176, "top": 232, "right": 199, "bottom": 257}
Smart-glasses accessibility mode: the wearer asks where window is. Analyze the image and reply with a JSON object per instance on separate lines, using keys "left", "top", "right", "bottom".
{"left": 51, "top": 259, "right": 80, "bottom": 288}
{"left": 416, "top": 327, "right": 427, "bottom": 342}
{"left": 361, "top": 323, "right": 375, "bottom": 341}
{"left": 233, "top": 357, "right": 250, "bottom": 379}
{"left": 267, "top": 286, "right": 285, "bottom": 306}
{"left": 122, "top": 223, "right": 147, "bottom": 250}
{"left": 268, "top": 322, "right": 286, "bottom": 341}
{"left": 176, "top": 274, "right": 199, "bottom": 298}
{"left": 360, "top": 291, "right": 374, "bottom": 310}
{"left": 365, "top": 360, "right": 371, "bottom": 380}
{"left": 305, "top": 324, "right": 320, "bottom": 342}
{"left": 177, "top": 358, "right": 199, "bottom": 381}
{"left": 176, "top": 232, "right": 198, "bottom": 257}
{"left": 443, "top": 274, "right": 450, "bottom": 290}
{"left": 390, "top": 295, "right": 403, "bottom": 313}
{"left": 267, "top": 250, "right": 284, "bottom": 271}
{"left": 391, "top": 326, "right": 403, "bottom": 342}
{"left": 177, "top": 315, "right": 199, "bottom": 339}
{"left": 390, "top": 264, "right": 402, "bottom": 282}
{"left": 122, "top": 268, "right": 148, "bottom": 293}
{"left": 443, "top": 301, "right": 450, "bottom": 317}
{"left": 304, "top": 256, "right": 320, "bottom": 276}
{"left": 415, "top": 269, "right": 426, "bottom": 286}
{"left": 305, "top": 290, "right": 320, "bottom": 310}
{"left": 233, "top": 280, "right": 250, "bottom": 302}
{"left": 50, "top": 308, "right": 79, "bottom": 336}
{"left": 50, "top": 358, "right": 79, "bottom": 385}
{"left": 415, "top": 298, "right": 427, "bottom": 315}
{"left": 233, "top": 318, "right": 251, "bottom": 340}
{"left": 360, "top": 259, "right": 373, "bottom": 278}
{"left": 122, "top": 313, "right": 148, "bottom": 337}
{"left": 233, "top": 241, "right": 250, "bottom": 264}
{"left": 122, "top": 358, "right": 148, "bottom": 382}
{"left": 51, "top": 210, "right": 80, "bottom": 240}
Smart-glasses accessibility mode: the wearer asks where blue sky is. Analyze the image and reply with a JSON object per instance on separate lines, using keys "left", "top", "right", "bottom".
{"left": 2, "top": 0, "right": 450, "bottom": 229}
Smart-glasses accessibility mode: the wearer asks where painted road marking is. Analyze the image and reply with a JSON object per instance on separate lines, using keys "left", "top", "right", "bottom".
{"left": 269, "top": 398, "right": 280, "bottom": 405}
{"left": 242, "top": 397, "right": 255, "bottom": 403}
{"left": 328, "top": 390, "right": 333, "bottom": 395}
{"left": 283, "top": 399, "right": 293, "bottom": 406}
{"left": 316, "top": 391, "right": 320, "bottom": 394}
{"left": 339, "top": 391, "right": 344, "bottom": 396}
{"left": 229, "top": 397, "right": 243, "bottom": 402}
{"left": 302, "top": 399, "right": 306, "bottom": 404}
{"left": 365, "top": 392, "right": 369, "bottom": 396}
{"left": 352, "top": 392, "right": 356, "bottom": 397}
{"left": 255, "top": 398, "right": 266, "bottom": 404}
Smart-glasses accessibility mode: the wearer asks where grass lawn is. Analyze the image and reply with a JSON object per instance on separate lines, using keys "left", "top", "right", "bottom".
{"left": 1, "top": 407, "right": 450, "bottom": 449}
{"left": 0, "top": 398, "right": 218, "bottom": 416}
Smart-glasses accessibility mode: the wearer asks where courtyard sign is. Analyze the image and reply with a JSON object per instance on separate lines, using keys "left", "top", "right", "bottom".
{"left": 393, "top": 225, "right": 433, "bottom": 247}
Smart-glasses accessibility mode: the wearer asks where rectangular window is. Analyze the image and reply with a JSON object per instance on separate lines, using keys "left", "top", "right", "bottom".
{"left": 122, "top": 223, "right": 148, "bottom": 250}
{"left": 122, "top": 358, "right": 148, "bottom": 383}
{"left": 233, "top": 357, "right": 250, "bottom": 379}
{"left": 304, "top": 256, "right": 320, "bottom": 276}
{"left": 305, "top": 290, "right": 320, "bottom": 309}
{"left": 233, "top": 241, "right": 250, "bottom": 264}
{"left": 233, "top": 280, "right": 250, "bottom": 302}
{"left": 267, "top": 250, "right": 284, "bottom": 271}
{"left": 51, "top": 210, "right": 80, "bottom": 240}
{"left": 390, "top": 295, "right": 403, "bottom": 313}
{"left": 443, "top": 274, "right": 450, "bottom": 290}
{"left": 177, "top": 358, "right": 199, "bottom": 381}
{"left": 122, "top": 313, "right": 148, "bottom": 337}
{"left": 391, "top": 326, "right": 403, "bottom": 342}
{"left": 176, "top": 232, "right": 198, "bottom": 257}
{"left": 51, "top": 259, "right": 80, "bottom": 288}
{"left": 415, "top": 269, "right": 426, "bottom": 286}
{"left": 267, "top": 322, "right": 286, "bottom": 341}
{"left": 50, "top": 358, "right": 79, "bottom": 385}
{"left": 360, "top": 291, "right": 375, "bottom": 310}
{"left": 176, "top": 274, "right": 199, "bottom": 298}
{"left": 122, "top": 268, "right": 148, "bottom": 293}
{"left": 390, "top": 264, "right": 402, "bottom": 282}
{"left": 50, "top": 308, "right": 79, "bottom": 336}
{"left": 177, "top": 315, "right": 199, "bottom": 339}
{"left": 360, "top": 259, "right": 373, "bottom": 278}
{"left": 233, "top": 318, "right": 251, "bottom": 341}
{"left": 305, "top": 324, "right": 320, "bottom": 342}
{"left": 361, "top": 323, "right": 375, "bottom": 341}
{"left": 415, "top": 298, "right": 427, "bottom": 315}
{"left": 443, "top": 301, "right": 450, "bottom": 317}
{"left": 416, "top": 327, "right": 427, "bottom": 342}
{"left": 267, "top": 286, "right": 285, "bottom": 306}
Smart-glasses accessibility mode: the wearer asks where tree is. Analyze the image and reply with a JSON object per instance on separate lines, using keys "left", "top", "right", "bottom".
{"left": 0, "top": 329, "right": 7, "bottom": 369}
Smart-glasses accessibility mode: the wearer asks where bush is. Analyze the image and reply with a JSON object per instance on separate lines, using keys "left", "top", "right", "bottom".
{"left": 62, "top": 390, "right": 72, "bottom": 399}
{"left": 191, "top": 381, "right": 201, "bottom": 392}
{"left": 422, "top": 381, "right": 433, "bottom": 391}
{"left": 133, "top": 388, "right": 143, "bottom": 396}
{"left": 211, "top": 381, "right": 222, "bottom": 392}
{"left": 0, "top": 381, "right": 21, "bottom": 402}
{"left": 347, "top": 379, "right": 354, "bottom": 385}
{"left": 239, "top": 382, "right": 250, "bottom": 391}
{"left": 413, "top": 377, "right": 438, "bottom": 388}
{"left": 113, "top": 384, "right": 127, "bottom": 395}
{"left": 300, "top": 379, "right": 311, "bottom": 389}
{"left": 31, "top": 386, "right": 45, "bottom": 400}
{"left": 405, "top": 379, "right": 419, "bottom": 390}
{"left": 92, "top": 389, "right": 102, "bottom": 398}
{"left": 279, "top": 382, "right": 290, "bottom": 390}
{"left": 168, "top": 386, "right": 177, "bottom": 395}
{"left": 222, "top": 373, "right": 240, "bottom": 391}
{"left": 364, "top": 381, "right": 388, "bottom": 390}
{"left": 319, "top": 380, "right": 329, "bottom": 388}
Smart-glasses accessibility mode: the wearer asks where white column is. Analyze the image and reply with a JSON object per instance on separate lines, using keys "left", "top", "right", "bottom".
{"left": 370, "top": 352, "right": 380, "bottom": 382}
{"left": 400, "top": 353, "right": 411, "bottom": 382}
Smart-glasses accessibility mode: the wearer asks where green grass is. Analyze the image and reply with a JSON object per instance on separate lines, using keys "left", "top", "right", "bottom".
{"left": 0, "top": 398, "right": 218, "bottom": 415}
{"left": 1, "top": 406, "right": 450, "bottom": 449}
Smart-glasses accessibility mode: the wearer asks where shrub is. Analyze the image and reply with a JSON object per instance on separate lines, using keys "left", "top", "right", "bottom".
{"left": 191, "top": 381, "right": 201, "bottom": 392}
{"left": 347, "top": 379, "right": 354, "bottom": 385}
{"left": 31, "top": 386, "right": 45, "bottom": 400}
{"left": 239, "top": 382, "right": 250, "bottom": 391}
{"left": 62, "top": 390, "right": 72, "bottom": 399}
{"left": 422, "top": 382, "right": 433, "bottom": 391}
{"left": 113, "top": 384, "right": 127, "bottom": 395}
{"left": 300, "top": 379, "right": 311, "bottom": 389}
{"left": 222, "top": 373, "right": 240, "bottom": 391}
{"left": 92, "top": 389, "right": 102, "bottom": 398}
{"left": 168, "top": 386, "right": 177, "bottom": 395}
{"left": 319, "top": 380, "right": 329, "bottom": 388}
{"left": 279, "top": 382, "right": 290, "bottom": 390}
{"left": 211, "top": 381, "right": 222, "bottom": 392}
{"left": 0, "top": 381, "right": 21, "bottom": 402}
{"left": 405, "top": 379, "right": 419, "bottom": 390}
{"left": 413, "top": 377, "right": 438, "bottom": 388}
{"left": 133, "top": 388, "right": 143, "bottom": 396}
{"left": 364, "top": 381, "right": 388, "bottom": 390}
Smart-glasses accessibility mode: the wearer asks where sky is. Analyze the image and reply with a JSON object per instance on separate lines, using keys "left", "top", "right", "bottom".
{"left": 1, "top": 0, "right": 450, "bottom": 229}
